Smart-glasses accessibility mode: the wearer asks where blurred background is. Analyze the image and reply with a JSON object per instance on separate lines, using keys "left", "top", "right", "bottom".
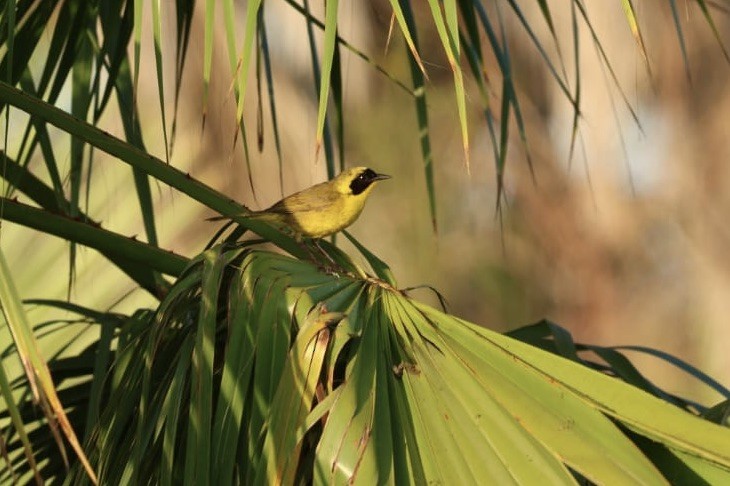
{"left": 3, "top": 0, "right": 730, "bottom": 403}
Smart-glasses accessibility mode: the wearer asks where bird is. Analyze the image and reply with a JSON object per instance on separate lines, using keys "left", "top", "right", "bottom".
{"left": 211, "top": 167, "right": 391, "bottom": 240}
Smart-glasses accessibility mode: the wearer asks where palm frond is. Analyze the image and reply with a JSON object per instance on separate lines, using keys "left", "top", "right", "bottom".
{"left": 58, "top": 243, "right": 730, "bottom": 484}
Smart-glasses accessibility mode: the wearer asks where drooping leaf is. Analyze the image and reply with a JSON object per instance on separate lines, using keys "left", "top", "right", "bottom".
{"left": 0, "top": 250, "right": 98, "bottom": 484}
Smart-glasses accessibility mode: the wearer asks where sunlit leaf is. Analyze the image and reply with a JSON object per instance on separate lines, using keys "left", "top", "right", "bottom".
{"left": 0, "top": 250, "right": 98, "bottom": 484}
{"left": 151, "top": 0, "right": 171, "bottom": 163}
{"left": 425, "top": 0, "right": 470, "bottom": 169}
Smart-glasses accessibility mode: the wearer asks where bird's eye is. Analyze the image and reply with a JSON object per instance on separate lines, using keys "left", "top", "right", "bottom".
{"left": 350, "top": 169, "right": 377, "bottom": 195}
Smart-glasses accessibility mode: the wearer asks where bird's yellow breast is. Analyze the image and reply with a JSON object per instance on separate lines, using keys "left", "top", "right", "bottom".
{"left": 281, "top": 183, "right": 377, "bottom": 238}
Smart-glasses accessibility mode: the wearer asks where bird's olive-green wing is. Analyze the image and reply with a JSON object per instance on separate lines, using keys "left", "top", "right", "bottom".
{"left": 264, "top": 181, "right": 340, "bottom": 215}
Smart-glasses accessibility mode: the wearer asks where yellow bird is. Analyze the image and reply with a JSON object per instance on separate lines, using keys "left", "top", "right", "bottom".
{"left": 214, "top": 167, "right": 390, "bottom": 239}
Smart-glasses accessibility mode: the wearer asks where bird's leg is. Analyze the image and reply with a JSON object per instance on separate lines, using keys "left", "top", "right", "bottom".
{"left": 294, "top": 237, "right": 334, "bottom": 270}
{"left": 293, "top": 235, "right": 347, "bottom": 276}
{"left": 294, "top": 236, "right": 319, "bottom": 262}
{"left": 305, "top": 239, "right": 351, "bottom": 277}
{"left": 312, "top": 238, "right": 340, "bottom": 268}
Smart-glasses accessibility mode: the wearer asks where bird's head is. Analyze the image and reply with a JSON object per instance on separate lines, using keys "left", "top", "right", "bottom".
{"left": 334, "top": 167, "right": 391, "bottom": 196}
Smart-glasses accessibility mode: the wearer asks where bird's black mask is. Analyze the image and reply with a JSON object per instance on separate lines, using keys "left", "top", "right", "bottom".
{"left": 350, "top": 168, "right": 381, "bottom": 195}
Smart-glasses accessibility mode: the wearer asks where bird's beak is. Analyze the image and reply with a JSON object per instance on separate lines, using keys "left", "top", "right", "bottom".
{"left": 374, "top": 173, "right": 391, "bottom": 181}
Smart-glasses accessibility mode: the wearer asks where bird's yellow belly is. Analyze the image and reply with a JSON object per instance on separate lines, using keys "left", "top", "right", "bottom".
{"left": 288, "top": 200, "right": 363, "bottom": 239}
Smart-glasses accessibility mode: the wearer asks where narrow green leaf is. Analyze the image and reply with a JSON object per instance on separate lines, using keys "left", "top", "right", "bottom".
{"left": 704, "top": 400, "right": 730, "bottom": 427}
{"left": 425, "top": 0, "right": 469, "bottom": 169}
{"left": 314, "top": 0, "right": 338, "bottom": 154}
{"left": 497, "top": 77, "right": 511, "bottom": 200}
{"left": 114, "top": 60, "right": 160, "bottom": 250}
{"left": 694, "top": 0, "right": 730, "bottom": 61}
{"left": 568, "top": 0, "right": 581, "bottom": 166}
{"left": 0, "top": 360, "right": 42, "bottom": 485}
{"left": 533, "top": 0, "right": 573, "bottom": 99}
{"left": 258, "top": 19, "right": 284, "bottom": 194}
{"left": 160, "top": 336, "right": 195, "bottom": 486}
{"left": 330, "top": 31, "right": 344, "bottom": 174}
{"left": 0, "top": 0, "right": 55, "bottom": 107}
{"left": 536, "top": 0, "right": 556, "bottom": 33}
{"left": 0, "top": 249, "right": 98, "bottom": 484}
{"left": 466, "top": 13, "right": 508, "bottom": 177}
{"left": 300, "top": 0, "right": 336, "bottom": 176}
{"left": 3, "top": 0, "right": 16, "bottom": 84}
{"left": 234, "top": 0, "right": 263, "bottom": 124}
{"left": 400, "top": 0, "right": 437, "bottom": 232}
{"left": 314, "top": 293, "right": 377, "bottom": 484}
{"left": 496, "top": 8, "right": 534, "bottom": 184}
{"left": 667, "top": 0, "right": 692, "bottom": 81}
{"left": 25, "top": 0, "right": 68, "bottom": 99}
{"left": 342, "top": 230, "right": 396, "bottom": 286}
{"left": 501, "top": 0, "right": 576, "bottom": 108}
{"left": 242, "top": 266, "right": 293, "bottom": 481}
{"left": 475, "top": 2, "right": 535, "bottom": 190}
{"left": 202, "top": 0, "right": 215, "bottom": 130}
{"left": 620, "top": 0, "right": 651, "bottom": 74}
{"left": 133, "top": 0, "right": 144, "bottom": 102}
{"left": 169, "top": 0, "right": 195, "bottom": 154}
{"left": 255, "top": 19, "right": 265, "bottom": 153}
{"left": 16, "top": 72, "right": 65, "bottom": 204}
{"left": 221, "top": 0, "right": 239, "bottom": 89}
{"left": 95, "top": 2, "right": 135, "bottom": 119}
{"left": 573, "top": 1, "right": 642, "bottom": 128}
{"left": 83, "top": 318, "right": 116, "bottom": 441}
{"left": 221, "top": 0, "right": 257, "bottom": 198}
{"left": 69, "top": 3, "right": 95, "bottom": 296}
{"left": 211, "top": 274, "right": 254, "bottom": 485}
{"left": 668, "top": 447, "right": 730, "bottom": 484}
{"left": 281, "top": 0, "right": 414, "bottom": 96}
{"left": 184, "top": 248, "right": 229, "bottom": 486}
{"left": 613, "top": 345, "right": 730, "bottom": 398}
{"left": 388, "top": 0, "right": 426, "bottom": 74}
{"left": 151, "top": 0, "right": 171, "bottom": 163}
{"left": 257, "top": 305, "right": 341, "bottom": 484}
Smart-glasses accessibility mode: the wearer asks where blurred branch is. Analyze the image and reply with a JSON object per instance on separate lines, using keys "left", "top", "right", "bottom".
{"left": 0, "top": 197, "right": 188, "bottom": 280}
{"left": 0, "top": 152, "right": 173, "bottom": 298}
{"left": 0, "top": 80, "right": 304, "bottom": 257}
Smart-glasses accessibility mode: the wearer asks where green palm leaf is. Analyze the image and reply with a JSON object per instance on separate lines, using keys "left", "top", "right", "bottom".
{"left": 59, "top": 243, "right": 729, "bottom": 484}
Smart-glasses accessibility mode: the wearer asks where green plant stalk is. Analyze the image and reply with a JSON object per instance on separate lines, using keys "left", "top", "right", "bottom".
{"left": 0, "top": 81, "right": 304, "bottom": 259}
{"left": 0, "top": 197, "right": 188, "bottom": 277}
{"left": 1, "top": 152, "right": 171, "bottom": 297}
